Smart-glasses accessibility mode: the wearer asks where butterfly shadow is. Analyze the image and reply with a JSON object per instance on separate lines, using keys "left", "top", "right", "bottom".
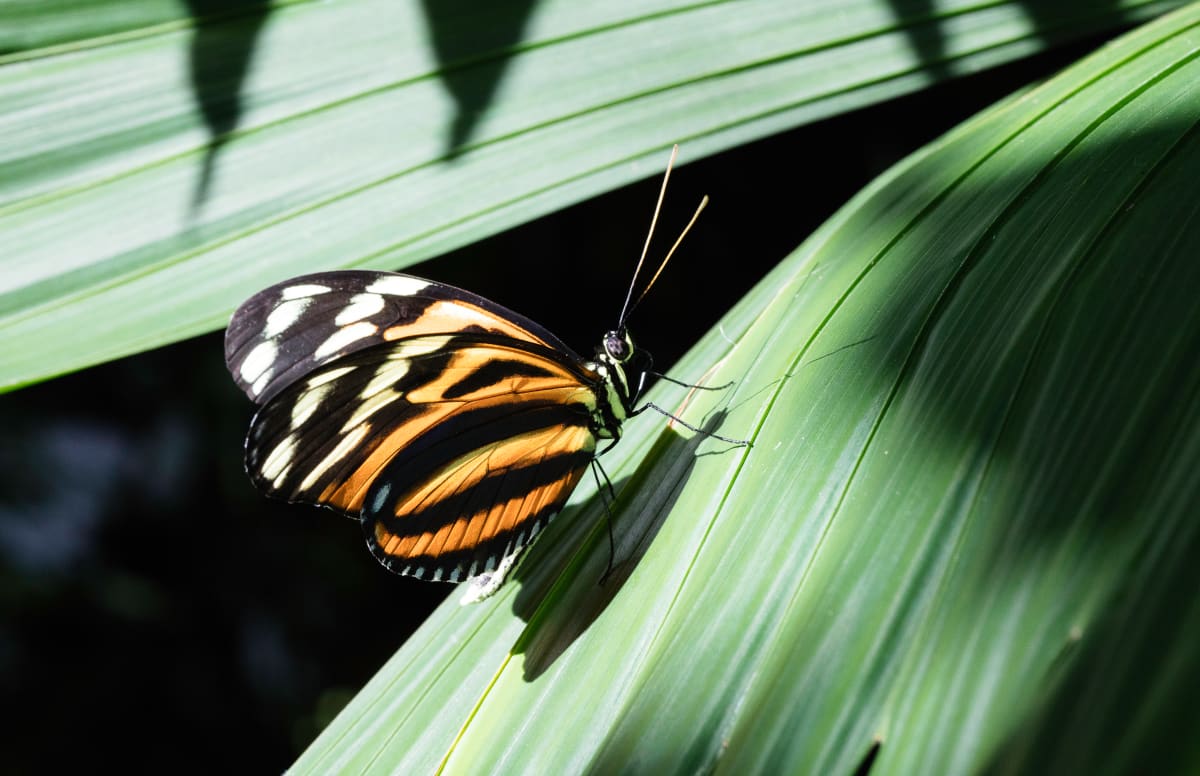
{"left": 508, "top": 410, "right": 734, "bottom": 681}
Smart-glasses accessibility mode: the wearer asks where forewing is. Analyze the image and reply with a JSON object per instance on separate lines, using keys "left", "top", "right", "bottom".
{"left": 225, "top": 270, "right": 579, "bottom": 404}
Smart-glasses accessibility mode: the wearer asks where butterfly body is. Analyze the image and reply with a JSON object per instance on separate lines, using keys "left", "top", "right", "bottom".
{"left": 226, "top": 146, "right": 723, "bottom": 597}
{"left": 226, "top": 271, "right": 648, "bottom": 587}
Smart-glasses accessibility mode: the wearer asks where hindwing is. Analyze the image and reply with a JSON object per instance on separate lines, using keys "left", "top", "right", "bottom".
{"left": 363, "top": 407, "right": 597, "bottom": 582}
{"left": 243, "top": 331, "right": 603, "bottom": 582}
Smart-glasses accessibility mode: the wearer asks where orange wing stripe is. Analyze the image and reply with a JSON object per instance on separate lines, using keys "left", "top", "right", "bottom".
{"left": 382, "top": 300, "right": 555, "bottom": 348}
{"left": 373, "top": 423, "right": 594, "bottom": 559}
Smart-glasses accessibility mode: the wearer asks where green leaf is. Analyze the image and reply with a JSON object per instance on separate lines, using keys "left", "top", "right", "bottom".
{"left": 293, "top": 4, "right": 1200, "bottom": 774}
{"left": 0, "top": 0, "right": 1183, "bottom": 390}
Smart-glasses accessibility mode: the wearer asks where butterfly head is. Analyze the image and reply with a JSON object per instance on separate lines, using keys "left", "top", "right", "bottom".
{"left": 602, "top": 328, "right": 635, "bottom": 363}
{"left": 600, "top": 328, "right": 650, "bottom": 375}
{"left": 591, "top": 327, "right": 652, "bottom": 420}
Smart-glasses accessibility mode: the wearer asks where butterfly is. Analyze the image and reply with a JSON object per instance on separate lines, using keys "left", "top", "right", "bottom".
{"left": 224, "top": 147, "right": 731, "bottom": 600}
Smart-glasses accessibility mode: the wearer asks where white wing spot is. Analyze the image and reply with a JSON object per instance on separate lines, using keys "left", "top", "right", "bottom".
{"left": 395, "top": 335, "right": 451, "bottom": 359}
{"left": 370, "top": 482, "right": 392, "bottom": 513}
{"left": 367, "top": 275, "right": 429, "bottom": 297}
{"left": 251, "top": 371, "right": 273, "bottom": 398}
{"left": 342, "top": 388, "right": 400, "bottom": 432}
{"left": 306, "top": 366, "right": 355, "bottom": 389}
{"left": 260, "top": 436, "right": 297, "bottom": 483}
{"left": 364, "top": 361, "right": 409, "bottom": 397}
{"left": 335, "top": 293, "right": 386, "bottom": 326}
{"left": 299, "top": 423, "right": 370, "bottom": 491}
{"left": 280, "top": 283, "right": 331, "bottom": 300}
{"left": 264, "top": 297, "right": 312, "bottom": 338}
{"left": 291, "top": 382, "right": 333, "bottom": 429}
{"left": 314, "top": 321, "right": 378, "bottom": 360}
{"left": 240, "top": 340, "right": 278, "bottom": 391}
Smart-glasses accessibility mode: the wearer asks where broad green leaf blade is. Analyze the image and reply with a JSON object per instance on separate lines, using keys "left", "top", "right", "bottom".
{"left": 0, "top": 0, "right": 1184, "bottom": 391}
{"left": 293, "top": 4, "right": 1200, "bottom": 774}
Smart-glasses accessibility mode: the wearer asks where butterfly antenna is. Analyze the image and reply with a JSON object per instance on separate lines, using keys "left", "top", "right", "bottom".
{"left": 619, "top": 145, "right": 679, "bottom": 327}
{"left": 624, "top": 194, "right": 708, "bottom": 321}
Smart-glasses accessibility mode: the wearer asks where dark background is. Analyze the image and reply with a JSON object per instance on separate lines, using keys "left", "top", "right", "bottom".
{"left": 1, "top": 32, "right": 1118, "bottom": 773}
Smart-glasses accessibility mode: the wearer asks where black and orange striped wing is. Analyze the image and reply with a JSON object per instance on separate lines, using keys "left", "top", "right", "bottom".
{"left": 225, "top": 271, "right": 606, "bottom": 585}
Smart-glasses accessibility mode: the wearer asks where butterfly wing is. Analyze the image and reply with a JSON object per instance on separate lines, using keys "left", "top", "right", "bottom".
{"left": 227, "top": 270, "right": 611, "bottom": 583}
{"left": 360, "top": 393, "right": 598, "bottom": 582}
{"left": 241, "top": 328, "right": 603, "bottom": 582}
{"left": 225, "top": 270, "right": 579, "bottom": 404}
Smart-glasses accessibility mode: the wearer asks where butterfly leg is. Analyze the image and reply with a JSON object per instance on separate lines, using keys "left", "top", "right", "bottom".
{"left": 631, "top": 402, "right": 749, "bottom": 446}
{"left": 590, "top": 460, "right": 619, "bottom": 585}
{"left": 650, "top": 371, "right": 736, "bottom": 392}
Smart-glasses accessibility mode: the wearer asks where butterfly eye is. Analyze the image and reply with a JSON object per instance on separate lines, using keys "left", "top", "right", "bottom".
{"left": 604, "top": 330, "right": 633, "bottom": 362}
